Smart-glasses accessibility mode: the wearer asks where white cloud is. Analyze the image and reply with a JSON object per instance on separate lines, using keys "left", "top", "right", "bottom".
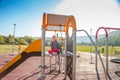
{"left": 52, "top": 0, "right": 120, "bottom": 35}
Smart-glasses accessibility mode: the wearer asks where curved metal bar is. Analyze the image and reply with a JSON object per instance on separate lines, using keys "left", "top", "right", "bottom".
{"left": 77, "top": 29, "right": 98, "bottom": 50}
{"left": 96, "top": 27, "right": 108, "bottom": 39}
{"left": 77, "top": 29, "right": 108, "bottom": 79}
{"left": 96, "top": 27, "right": 109, "bottom": 79}
{"left": 96, "top": 27, "right": 120, "bottom": 39}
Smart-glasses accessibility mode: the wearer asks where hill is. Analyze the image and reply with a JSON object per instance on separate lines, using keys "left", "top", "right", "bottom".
{"left": 33, "top": 30, "right": 120, "bottom": 45}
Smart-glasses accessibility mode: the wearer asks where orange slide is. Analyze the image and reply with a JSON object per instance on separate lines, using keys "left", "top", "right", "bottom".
{"left": 0, "top": 39, "right": 42, "bottom": 79}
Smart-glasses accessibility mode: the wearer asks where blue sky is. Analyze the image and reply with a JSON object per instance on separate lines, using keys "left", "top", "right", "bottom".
{"left": 118, "top": 0, "right": 120, "bottom": 4}
{"left": 0, "top": 0, "right": 61, "bottom": 37}
{"left": 0, "top": 0, "right": 120, "bottom": 37}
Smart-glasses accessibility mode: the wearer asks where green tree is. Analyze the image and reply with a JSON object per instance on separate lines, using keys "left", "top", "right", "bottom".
{"left": 14, "top": 38, "right": 19, "bottom": 45}
{"left": 0, "top": 36, "right": 5, "bottom": 44}
{"left": 8, "top": 34, "right": 14, "bottom": 44}
{"left": 98, "top": 32, "right": 120, "bottom": 46}
{"left": 24, "top": 36, "right": 34, "bottom": 44}
{"left": 19, "top": 38, "right": 27, "bottom": 45}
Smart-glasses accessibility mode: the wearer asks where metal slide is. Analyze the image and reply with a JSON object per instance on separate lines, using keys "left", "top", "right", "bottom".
{"left": 0, "top": 39, "right": 42, "bottom": 79}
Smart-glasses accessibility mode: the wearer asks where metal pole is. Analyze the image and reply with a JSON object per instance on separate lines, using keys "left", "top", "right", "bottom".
{"left": 39, "top": 28, "right": 46, "bottom": 80}
{"left": 106, "top": 36, "right": 108, "bottom": 74}
{"left": 95, "top": 39, "right": 98, "bottom": 69}
{"left": 72, "top": 30, "right": 76, "bottom": 80}
{"left": 64, "top": 32, "right": 68, "bottom": 79}
{"left": 12, "top": 24, "right": 16, "bottom": 52}
{"left": 90, "top": 29, "right": 94, "bottom": 64}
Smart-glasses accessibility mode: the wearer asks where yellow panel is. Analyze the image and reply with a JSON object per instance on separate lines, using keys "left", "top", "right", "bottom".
{"left": 23, "top": 39, "right": 41, "bottom": 53}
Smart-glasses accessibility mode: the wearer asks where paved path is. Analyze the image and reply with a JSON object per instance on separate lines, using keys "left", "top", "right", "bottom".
{"left": 76, "top": 52, "right": 120, "bottom": 80}
{"left": 0, "top": 52, "right": 120, "bottom": 80}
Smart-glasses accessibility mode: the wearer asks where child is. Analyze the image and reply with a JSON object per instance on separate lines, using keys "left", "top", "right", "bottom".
{"left": 48, "top": 35, "right": 61, "bottom": 54}
{"left": 48, "top": 35, "right": 61, "bottom": 63}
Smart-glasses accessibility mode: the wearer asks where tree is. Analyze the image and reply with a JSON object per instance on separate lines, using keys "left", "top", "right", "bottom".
{"left": 14, "top": 38, "right": 19, "bottom": 45}
{"left": 24, "top": 36, "right": 34, "bottom": 44}
{"left": 0, "top": 36, "right": 5, "bottom": 44}
{"left": 98, "top": 32, "right": 120, "bottom": 46}
{"left": 19, "top": 38, "right": 27, "bottom": 45}
{"left": 8, "top": 34, "right": 14, "bottom": 44}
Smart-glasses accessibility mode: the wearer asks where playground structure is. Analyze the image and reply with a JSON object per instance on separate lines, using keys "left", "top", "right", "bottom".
{"left": 40, "top": 13, "right": 77, "bottom": 80}
{"left": 0, "top": 13, "right": 120, "bottom": 80}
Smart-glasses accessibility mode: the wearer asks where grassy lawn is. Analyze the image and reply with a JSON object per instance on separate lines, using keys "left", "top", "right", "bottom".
{"left": 0, "top": 44, "right": 120, "bottom": 55}
{"left": 0, "top": 44, "right": 27, "bottom": 54}
{"left": 76, "top": 45, "right": 91, "bottom": 52}
{"left": 77, "top": 45, "right": 120, "bottom": 55}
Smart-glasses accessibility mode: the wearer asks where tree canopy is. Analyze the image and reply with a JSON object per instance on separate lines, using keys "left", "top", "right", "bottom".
{"left": 0, "top": 35, "right": 35, "bottom": 45}
{"left": 98, "top": 31, "right": 120, "bottom": 46}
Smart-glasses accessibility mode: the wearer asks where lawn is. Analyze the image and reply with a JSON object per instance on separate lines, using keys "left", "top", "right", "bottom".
{"left": 0, "top": 44, "right": 27, "bottom": 54}
{"left": 77, "top": 45, "right": 120, "bottom": 55}
{"left": 0, "top": 44, "right": 120, "bottom": 56}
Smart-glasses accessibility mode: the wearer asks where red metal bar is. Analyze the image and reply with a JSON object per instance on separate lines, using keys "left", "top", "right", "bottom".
{"left": 96, "top": 27, "right": 108, "bottom": 39}
{"left": 106, "top": 27, "right": 120, "bottom": 30}
{"left": 96, "top": 27, "right": 120, "bottom": 39}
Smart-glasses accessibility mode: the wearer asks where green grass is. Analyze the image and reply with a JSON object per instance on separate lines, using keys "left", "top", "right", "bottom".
{"left": 76, "top": 45, "right": 91, "bottom": 52}
{"left": 0, "top": 44, "right": 27, "bottom": 54}
{"left": 0, "top": 44, "right": 120, "bottom": 55}
{"left": 77, "top": 45, "right": 120, "bottom": 55}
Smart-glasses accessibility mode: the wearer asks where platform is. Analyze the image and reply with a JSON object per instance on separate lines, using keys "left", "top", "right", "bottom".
{"left": 0, "top": 52, "right": 120, "bottom": 80}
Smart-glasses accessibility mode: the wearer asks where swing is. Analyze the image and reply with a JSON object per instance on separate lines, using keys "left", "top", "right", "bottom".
{"left": 109, "top": 29, "right": 120, "bottom": 64}
{"left": 110, "top": 45, "right": 120, "bottom": 64}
